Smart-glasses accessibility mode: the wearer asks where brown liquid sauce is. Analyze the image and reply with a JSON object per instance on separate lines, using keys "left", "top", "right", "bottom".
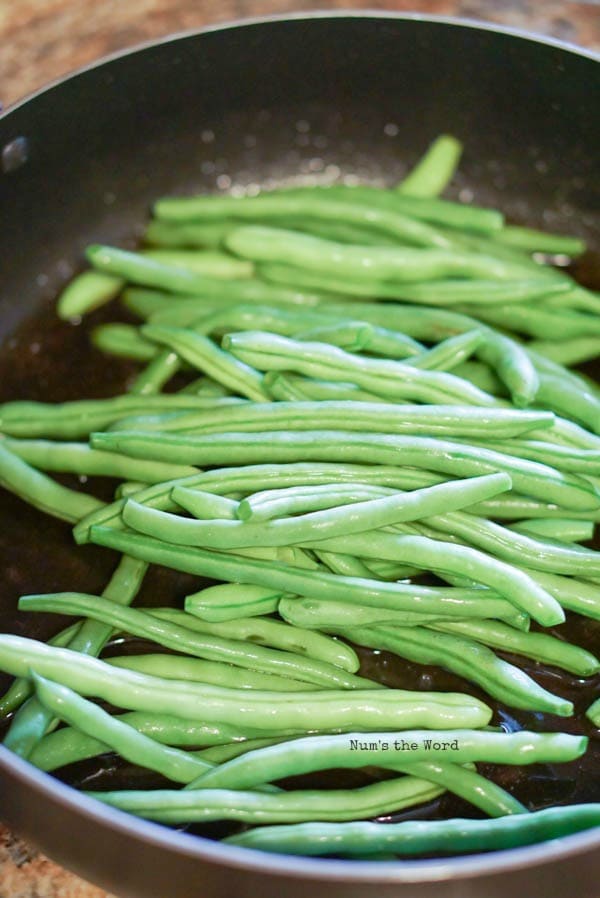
{"left": 1, "top": 271, "right": 599, "bottom": 854}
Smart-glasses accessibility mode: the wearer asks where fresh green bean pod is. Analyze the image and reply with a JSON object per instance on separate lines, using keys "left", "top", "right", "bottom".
{"left": 31, "top": 674, "right": 213, "bottom": 784}
{"left": 140, "top": 249, "right": 253, "bottom": 279}
{"left": 0, "top": 442, "right": 103, "bottom": 524}
{"left": 153, "top": 473, "right": 511, "bottom": 549}
{"left": 73, "top": 462, "right": 449, "bottom": 542}
{"left": 141, "top": 325, "right": 269, "bottom": 401}
{"left": 494, "top": 225, "right": 586, "bottom": 257}
{"left": 4, "top": 436, "right": 199, "bottom": 483}
{"left": 226, "top": 227, "right": 547, "bottom": 284}
{"left": 587, "top": 698, "right": 600, "bottom": 727}
{"left": 0, "top": 394, "right": 243, "bottom": 439}
{"left": 428, "top": 619, "right": 599, "bottom": 676}
{"left": 91, "top": 430, "right": 600, "bottom": 512}
{"left": 407, "top": 330, "right": 484, "bottom": 371}
{"left": 87, "top": 774, "right": 445, "bottom": 824}
{"left": 149, "top": 607, "right": 359, "bottom": 672}
{"left": 89, "top": 525, "right": 539, "bottom": 625}
{"left": 106, "top": 654, "right": 326, "bottom": 691}
{"left": 92, "top": 323, "right": 158, "bottom": 361}
{"left": 459, "top": 302, "right": 600, "bottom": 340}
{"left": 337, "top": 626, "right": 571, "bottom": 715}
{"left": 528, "top": 337, "right": 600, "bottom": 367}
{"left": 509, "top": 518, "right": 595, "bottom": 543}
{"left": 57, "top": 270, "right": 124, "bottom": 320}
{"left": 144, "top": 219, "right": 236, "bottom": 248}
{"left": 471, "top": 437, "right": 600, "bottom": 474}
{"left": 0, "top": 635, "right": 492, "bottom": 729}
{"left": 4, "top": 556, "right": 147, "bottom": 758}
{"left": 18, "top": 593, "right": 374, "bottom": 691}
{"left": 225, "top": 804, "right": 600, "bottom": 856}
{"left": 397, "top": 135, "right": 463, "bottom": 197}
{"left": 129, "top": 350, "right": 181, "bottom": 395}
{"left": 184, "top": 583, "right": 285, "bottom": 621}
{"left": 107, "top": 400, "right": 553, "bottom": 440}
{"left": 189, "top": 729, "right": 585, "bottom": 790}
{"left": 30, "top": 712, "right": 271, "bottom": 772}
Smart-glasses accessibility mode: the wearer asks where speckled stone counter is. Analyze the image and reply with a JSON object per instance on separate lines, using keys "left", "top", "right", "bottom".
{"left": 0, "top": 1, "right": 598, "bottom": 896}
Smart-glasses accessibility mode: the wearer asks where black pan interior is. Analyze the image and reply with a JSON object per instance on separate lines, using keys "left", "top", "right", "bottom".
{"left": 0, "top": 11, "right": 599, "bottom": 889}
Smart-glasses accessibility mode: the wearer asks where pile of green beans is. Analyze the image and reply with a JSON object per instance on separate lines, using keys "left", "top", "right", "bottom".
{"left": 1, "top": 134, "right": 599, "bottom": 862}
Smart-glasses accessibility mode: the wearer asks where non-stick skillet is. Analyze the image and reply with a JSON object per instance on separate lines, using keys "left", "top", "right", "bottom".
{"left": 0, "top": 13, "right": 599, "bottom": 898}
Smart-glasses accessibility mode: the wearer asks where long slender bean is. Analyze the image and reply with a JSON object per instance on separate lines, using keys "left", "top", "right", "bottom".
{"left": 495, "top": 225, "right": 586, "bottom": 257}
{"left": 0, "top": 442, "right": 102, "bottom": 523}
{"left": 4, "top": 436, "right": 199, "bottom": 483}
{"left": 140, "top": 249, "right": 253, "bottom": 279}
{"left": 88, "top": 526, "right": 542, "bottom": 625}
{"left": 336, "top": 626, "right": 571, "bottom": 715}
{"left": 18, "top": 593, "right": 373, "bottom": 690}
{"left": 225, "top": 804, "right": 600, "bottom": 856}
{"left": 398, "top": 135, "right": 463, "bottom": 197}
{"left": 184, "top": 583, "right": 286, "bottom": 621}
{"left": 92, "top": 323, "right": 158, "bottom": 361}
{"left": 91, "top": 430, "right": 600, "bottom": 512}
{"left": 0, "top": 635, "right": 492, "bottom": 729}
{"left": 57, "top": 270, "right": 124, "bottom": 320}
{"left": 31, "top": 673, "right": 213, "bottom": 783}
{"left": 3, "top": 556, "right": 147, "bottom": 758}
{"left": 189, "top": 729, "right": 585, "bottom": 790}
{"left": 107, "top": 655, "right": 325, "bottom": 691}
{"left": 148, "top": 607, "right": 359, "bottom": 672}
{"left": 509, "top": 518, "right": 595, "bottom": 543}
{"left": 87, "top": 774, "right": 445, "bottom": 824}
{"left": 428, "top": 619, "right": 599, "bottom": 676}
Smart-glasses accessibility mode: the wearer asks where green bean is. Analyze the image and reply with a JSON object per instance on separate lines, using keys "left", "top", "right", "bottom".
{"left": 278, "top": 596, "right": 501, "bottom": 630}
{"left": 535, "top": 373, "right": 600, "bottom": 436}
{"left": 407, "top": 330, "right": 484, "bottom": 371}
{"left": 428, "top": 620, "right": 599, "bottom": 676}
{"left": 528, "top": 337, "right": 600, "bottom": 367}
{"left": 469, "top": 494, "right": 600, "bottom": 522}
{"left": 452, "top": 361, "right": 506, "bottom": 395}
{"left": 31, "top": 673, "right": 213, "bottom": 783}
{"left": 471, "top": 437, "right": 600, "bottom": 474}
{"left": 31, "top": 712, "right": 270, "bottom": 772}
{"left": 0, "top": 442, "right": 102, "bottom": 523}
{"left": 422, "top": 509, "right": 600, "bottom": 577}
{"left": 225, "top": 804, "right": 600, "bottom": 856}
{"left": 476, "top": 331, "right": 539, "bottom": 408}
{"left": 144, "top": 218, "right": 235, "bottom": 248}
{"left": 125, "top": 472, "right": 512, "bottom": 549}
{"left": 0, "top": 623, "right": 80, "bottom": 718}
{"left": 223, "top": 331, "right": 506, "bottom": 406}
{"left": 495, "top": 225, "right": 586, "bottom": 257}
{"left": 0, "top": 394, "right": 243, "bottom": 439}
{"left": 4, "top": 556, "right": 147, "bottom": 758}
{"left": 87, "top": 244, "right": 257, "bottom": 296}
{"left": 141, "top": 249, "right": 253, "bottom": 279}
{"left": 263, "top": 373, "right": 388, "bottom": 403}
{"left": 132, "top": 398, "right": 537, "bottom": 439}
{"left": 91, "top": 430, "right": 600, "bottom": 512}
{"left": 107, "top": 655, "right": 325, "bottom": 691}
{"left": 57, "top": 270, "right": 124, "bottom": 319}
{"left": 3, "top": 436, "right": 199, "bottom": 483}
{"left": 189, "top": 729, "right": 585, "bottom": 790}
{"left": 154, "top": 192, "right": 466, "bottom": 250}
{"left": 313, "top": 550, "right": 384, "bottom": 581}
{"left": 509, "top": 518, "right": 595, "bottom": 543}
{"left": 18, "top": 593, "right": 372, "bottom": 691}
{"left": 226, "top": 227, "right": 546, "bottom": 284}
{"left": 149, "top": 607, "right": 359, "bottom": 672}
{"left": 280, "top": 183, "right": 503, "bottom": 233}
{"left": 338, "top": 625, "right": 571, "bottom": 715}
{"left": 238, "top": 482, "right": 400, "bottom": 523}
{"left": 460, "top": 302, "right": 600, "bottom": 340}
{"left": 172, "top": 488, "right": 238, "bottom": 519}
{"left": 92, "top": 323, "right": 158, "bottom": 361}
{"left": 141, "top": 325, "right": 269, "bottom": 401}
{"left": 296, "top": 531, "right": 563, "bottom": 625}
{"left": 87, "top": 774, "right": 445, "bottom": 824}
{"left": 191, "top": 735, "right": 301, "bottom": 765}
{"left": 130, "top": 350, "right": 181, "bottom": 395}
{"left": 260, "top": 263, "right": 569, "bottom": 305}
{"left": 184, "top": 583, "right": 286, "bottom": 621}
{"left": 397, "top": 135, "right": 463, "bottom": 197}
{"left": 89, "top": 526, "right": 538, "bottom": 625}
{"left": 73, "top": 462, "right": 449, "bottom": 542}
{"left": 295, "top": 321, "right": 374, "bottom": 352}
{"left": 0, "top": 635, "right": 491, "bottom": 729}
{"left": 587, "top": 698, "right": 600, "bottom": 727}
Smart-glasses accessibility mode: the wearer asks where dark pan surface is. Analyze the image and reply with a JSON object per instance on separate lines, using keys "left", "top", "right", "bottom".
{"left": 0, "top": 13, "right": 599, "bottom": 898}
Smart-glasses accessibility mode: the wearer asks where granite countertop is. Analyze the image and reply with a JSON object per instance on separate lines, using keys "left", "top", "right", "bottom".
{"left": 0, "top": 1, "right": 598, "bottom": 896}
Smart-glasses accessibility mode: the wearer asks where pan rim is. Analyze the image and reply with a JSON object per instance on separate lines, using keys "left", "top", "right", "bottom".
{"left": 1, "top": 9, "right": 599, "bottom": 885}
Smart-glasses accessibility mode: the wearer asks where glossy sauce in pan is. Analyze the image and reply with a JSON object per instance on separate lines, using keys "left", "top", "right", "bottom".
{"left": 0, "top": 286, "right": 599, "bottom": 848}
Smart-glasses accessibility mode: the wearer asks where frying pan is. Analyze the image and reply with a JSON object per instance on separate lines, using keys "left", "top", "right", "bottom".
{"left": 0, "top": 13, "right": 598, "bottom": 898}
